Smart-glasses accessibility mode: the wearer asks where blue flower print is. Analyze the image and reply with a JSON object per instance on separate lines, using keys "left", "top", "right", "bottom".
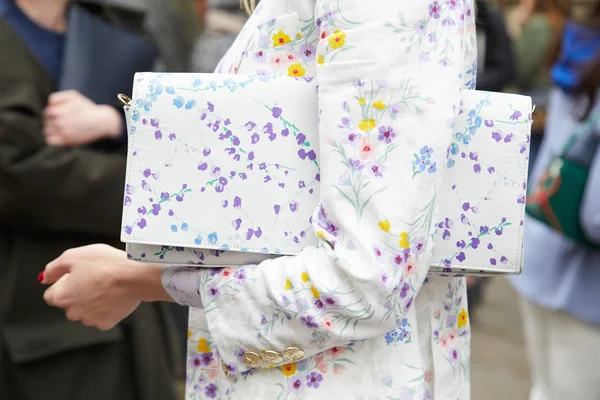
{"left": 207, "top": 232, "right": 218, "bottom": 245}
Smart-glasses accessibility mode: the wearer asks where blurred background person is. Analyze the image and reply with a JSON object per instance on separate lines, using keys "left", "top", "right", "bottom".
{"left": 192, "top": 0, "right": 248, "bottom": 73}
{"left": 0, "top": 1, "right": 182, "bottom": 399}
{"left": 509, "top": 0, "right": 600, "bottom": 398}
{"left": 475, "top": 0, "right": 516, "bottom": 92}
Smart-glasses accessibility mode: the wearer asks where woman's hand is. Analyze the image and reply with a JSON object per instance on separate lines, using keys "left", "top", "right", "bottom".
{"left": 41, "top": 244, "right": 171, "bottom": 331}
{"left": 42, "top": 90, "right": 123, "bottom": 147}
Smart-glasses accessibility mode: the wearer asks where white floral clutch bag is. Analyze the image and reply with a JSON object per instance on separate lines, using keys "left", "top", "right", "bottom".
{"left": 121, "top": 73, "right": 531, "bottom": 275}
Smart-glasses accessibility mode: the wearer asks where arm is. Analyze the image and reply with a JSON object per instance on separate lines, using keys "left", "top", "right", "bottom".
{"left": 0, "top": 60, "right": 127, "bottom": 237}
{"left": 165, "top": 0, "right": 475, "bottom": 374}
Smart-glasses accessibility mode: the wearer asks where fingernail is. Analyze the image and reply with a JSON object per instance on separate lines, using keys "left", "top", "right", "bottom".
{"left": 38, "top": 271, "right": 45, "bottom": 283}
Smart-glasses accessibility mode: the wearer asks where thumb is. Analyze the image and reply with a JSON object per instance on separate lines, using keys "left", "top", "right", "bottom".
{"left": 42, "top": 254, "right": 73, "bottom": 285}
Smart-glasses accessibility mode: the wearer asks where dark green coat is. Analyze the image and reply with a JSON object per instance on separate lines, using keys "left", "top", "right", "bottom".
{"left": 0, "top": 16, "right": 178, "bottom": 400}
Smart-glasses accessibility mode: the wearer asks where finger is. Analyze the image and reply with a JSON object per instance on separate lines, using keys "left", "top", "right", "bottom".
{"left": 45, "top": 134, "right": 65, "bottom": 146}
{"left": 43, "top": 252, "right": 74, "bottom": 284}
{"left": 48, "top": 90, "right": 79, "bottom": 105}
{"left": 65, "top": 307, "right": 83, "bottom": 322}
{"left": 43, "top": 273, "right": 69, "bottom": 307}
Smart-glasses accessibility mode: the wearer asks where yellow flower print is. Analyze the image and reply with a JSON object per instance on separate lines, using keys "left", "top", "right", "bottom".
{"left": 282, "top": 363, "right": 297, "bottom": 376}
{"left": 317, "top": 231, "right": 325, "bottom": 239}
{"left": 287, "top": 63, "right": 306, "bottom": 77}
{"left": 358, "top": 98, "right": 366, "bottom": 106}
{"left": 358, "top": 119, "right": 376, "bottom": 131}
{"left": 378, "top": 219, "right": 391, "bottom": 233}
{"left": 187, "top": 329, "right": 191, "bottom": 339}
{"left": 318, "top": 54, "right": 325, "bottom": 65}
{"left": 311, "top": 285, "right": 321, "bottom": 299}
{"left": 296, "top": 33, "right": 302, "bottom": 39}
{"left": 458, "top": 308, "right": 469, "bottom": 328}
{"left": 197, "top": 338, "right": 211, "bottom": 353}
{"left": 399, "top": 232, "right": 410, "bottom": 249}
{"left": 301, "top": 272, "right": 310, "bottom": 283}
{"left": 329, "top": 30, "right": 346, "bottom": 49}
{"left": 373, "top": 100, "right": 387, "bottom": 110}
{"left": 284, "top": 279, "right": 293, "bottom": 290}
{"left": 272, "top": 30, "right": 292, "bottom": 47}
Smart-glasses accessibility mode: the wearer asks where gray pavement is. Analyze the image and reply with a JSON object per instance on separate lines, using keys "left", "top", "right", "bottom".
{"left": 471, "top": 278, "right": 530, "bottom": 400}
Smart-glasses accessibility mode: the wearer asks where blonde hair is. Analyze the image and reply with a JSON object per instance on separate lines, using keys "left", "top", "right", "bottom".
{"left": 240, "top": 0, "right": 256, "bottom": 14}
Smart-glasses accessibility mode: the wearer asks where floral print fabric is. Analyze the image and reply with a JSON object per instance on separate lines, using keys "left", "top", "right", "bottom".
{"left": 163, "top": 0, "right": 478, "bottom": 398}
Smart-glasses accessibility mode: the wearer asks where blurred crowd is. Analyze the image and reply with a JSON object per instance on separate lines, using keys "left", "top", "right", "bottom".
{"left": 0, "top": 0, "right": 598, "bottom": 399}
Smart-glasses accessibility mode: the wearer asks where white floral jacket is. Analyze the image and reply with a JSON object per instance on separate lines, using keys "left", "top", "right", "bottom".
{"left": 162, "top": 0, "right": 477, "bottom": 398}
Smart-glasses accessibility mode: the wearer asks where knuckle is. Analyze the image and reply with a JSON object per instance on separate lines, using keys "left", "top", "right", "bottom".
{"left": 65, "top": 309, "right": 81, "bottom": 322}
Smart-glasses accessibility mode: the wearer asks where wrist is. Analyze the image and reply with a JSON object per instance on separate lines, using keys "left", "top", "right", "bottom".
{"left": 117, "top": 261, "right": 174, "bottom": 303}
{"left": 97, "top": 105, "right": 124, "bottom": 139}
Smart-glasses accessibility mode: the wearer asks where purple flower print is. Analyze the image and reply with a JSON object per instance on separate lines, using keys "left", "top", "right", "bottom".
{"left": 369, "top": 161, "right": 385, "bottom": 177}
{"left": 271, "top": 107, "right": 282, "bottom": 118}
{"left": 143, "top": 168, "right": 152, "bottom": 178}
{"left": 289, "top": 378, "right": 303, "bottom": 392}
{"left": 471, "top": 237, "right": 480, "bottom": 249}
{"left": 491, "top": 131, "right": 503, "bottom": 142}
{"left": 378, "top": 126, "right": 396, "bottom": 144}
{"left": 449, "top": 348, "right": 460, "bottom": 364}
{"left": 211, "top": 166, "right": 221, "bottom": 177}
{"left": 306, "top": 372, "right": 323, "bottom": 389}
{"left": 473, "top": 163, "right": 481, "bottom": 173}
{"left": 456, "top": 252, "right": 466, "bottom": 262}
{"left": 245, "top": 121, "right": 256, "bottom": 131}
{"left": 289, "top": 202, "right": 298, "bottom": 212}
{"left": 299, "top": 43, "right": 316, "bottom": 59}
{"left": 510, "top": 110, "right": 522, "bottom": 120}
{"left": 207, "top": 286, "right": 219, "bottom": 298}
{"left": 349, "top": 158, "right": 364, "bottom": 170}
{"left": 339, "top": 117, "right": 351, "bottom": 128}
{"left": 442, "top": 229, "right": 451, "bottom": 240}
{"left": 201, "top": 352, "right": 214, "bottom": 366}
{"left": 281, "top": 128, "right": 289, "bottom": 137}
{"left": 325, "top": 221, "right": 340, "bottom": 237}
{"left": 198, "top": 162, "right": 208, "bottom": 171}
{"left": 462, "top": 202, "right": 471, "bottom": 212}
{"left": 414, "top": 22, "right": 426, "bottom": 35}
{"left": 301, "top": 315, "right": 318, "bottom": 329}
{"left": 205, "top": 383, "right": 218, "bottom": 398}
{"left": 504, "top": 133, "right": 514, "bottom": 143}
{"left": 446, "top": 0, "right": 458, "bottom": 9}
{"left": 429, "top": 1, "right": 442, "bottom": 18}
{"left": 233, "top": 218, "right": 242, "bottom": 230}
{"left": 344, "top": 131, "right": 361, "bottom": 145}
{"left": 400, "top": 282, "right": 410, "bottom": 299}
{"left": 314, "top": 298, "right": 325, "bottom": 310}
{"left": 189, "top": 356, "right": 202, "bottom": 368}
{"left": 296, "top": 133, "right": 307, "bottom": 145}
{"left": 456, "top": 240, "right": 466, "bottom": 249}
{"left": 233, "top": 196, "right": 242, "bottom": 208}
{"left": 251, "top": 133, "right": 260, "bottom": 144}
{"left": 274, "top": 205, "right": 280, "bottom": 214}
{"left": 234, "top": 269, "right": 246, "bottom": 285}
{"left": 151, "top": 204, "right": 161, "bottom": 215}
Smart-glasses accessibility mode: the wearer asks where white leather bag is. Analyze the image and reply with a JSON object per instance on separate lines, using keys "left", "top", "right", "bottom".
{"left": 120, "top": 72, "right": 531, "bottom": 275}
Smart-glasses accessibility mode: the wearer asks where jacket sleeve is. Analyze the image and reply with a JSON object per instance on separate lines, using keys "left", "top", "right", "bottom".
{"left": 163, "top": 0, "right": 475, "bottom": 374}
{"left": 580, "top": 120, "right": 600, "bottom": 244}
{"left": 0, "top": 52, "right": 127, "bottom": 237}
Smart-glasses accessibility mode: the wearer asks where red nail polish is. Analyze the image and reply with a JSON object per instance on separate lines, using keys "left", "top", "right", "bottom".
{"left": 38, "top": 271, "right": 44, "bottom": 283}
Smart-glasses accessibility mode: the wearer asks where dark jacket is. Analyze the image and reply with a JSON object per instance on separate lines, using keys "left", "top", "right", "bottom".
{"left": 475, "top": 0, "right": 516, "bottom": 92}
{"left": 0, "top": 11, "right": 178, "bottom": 400}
